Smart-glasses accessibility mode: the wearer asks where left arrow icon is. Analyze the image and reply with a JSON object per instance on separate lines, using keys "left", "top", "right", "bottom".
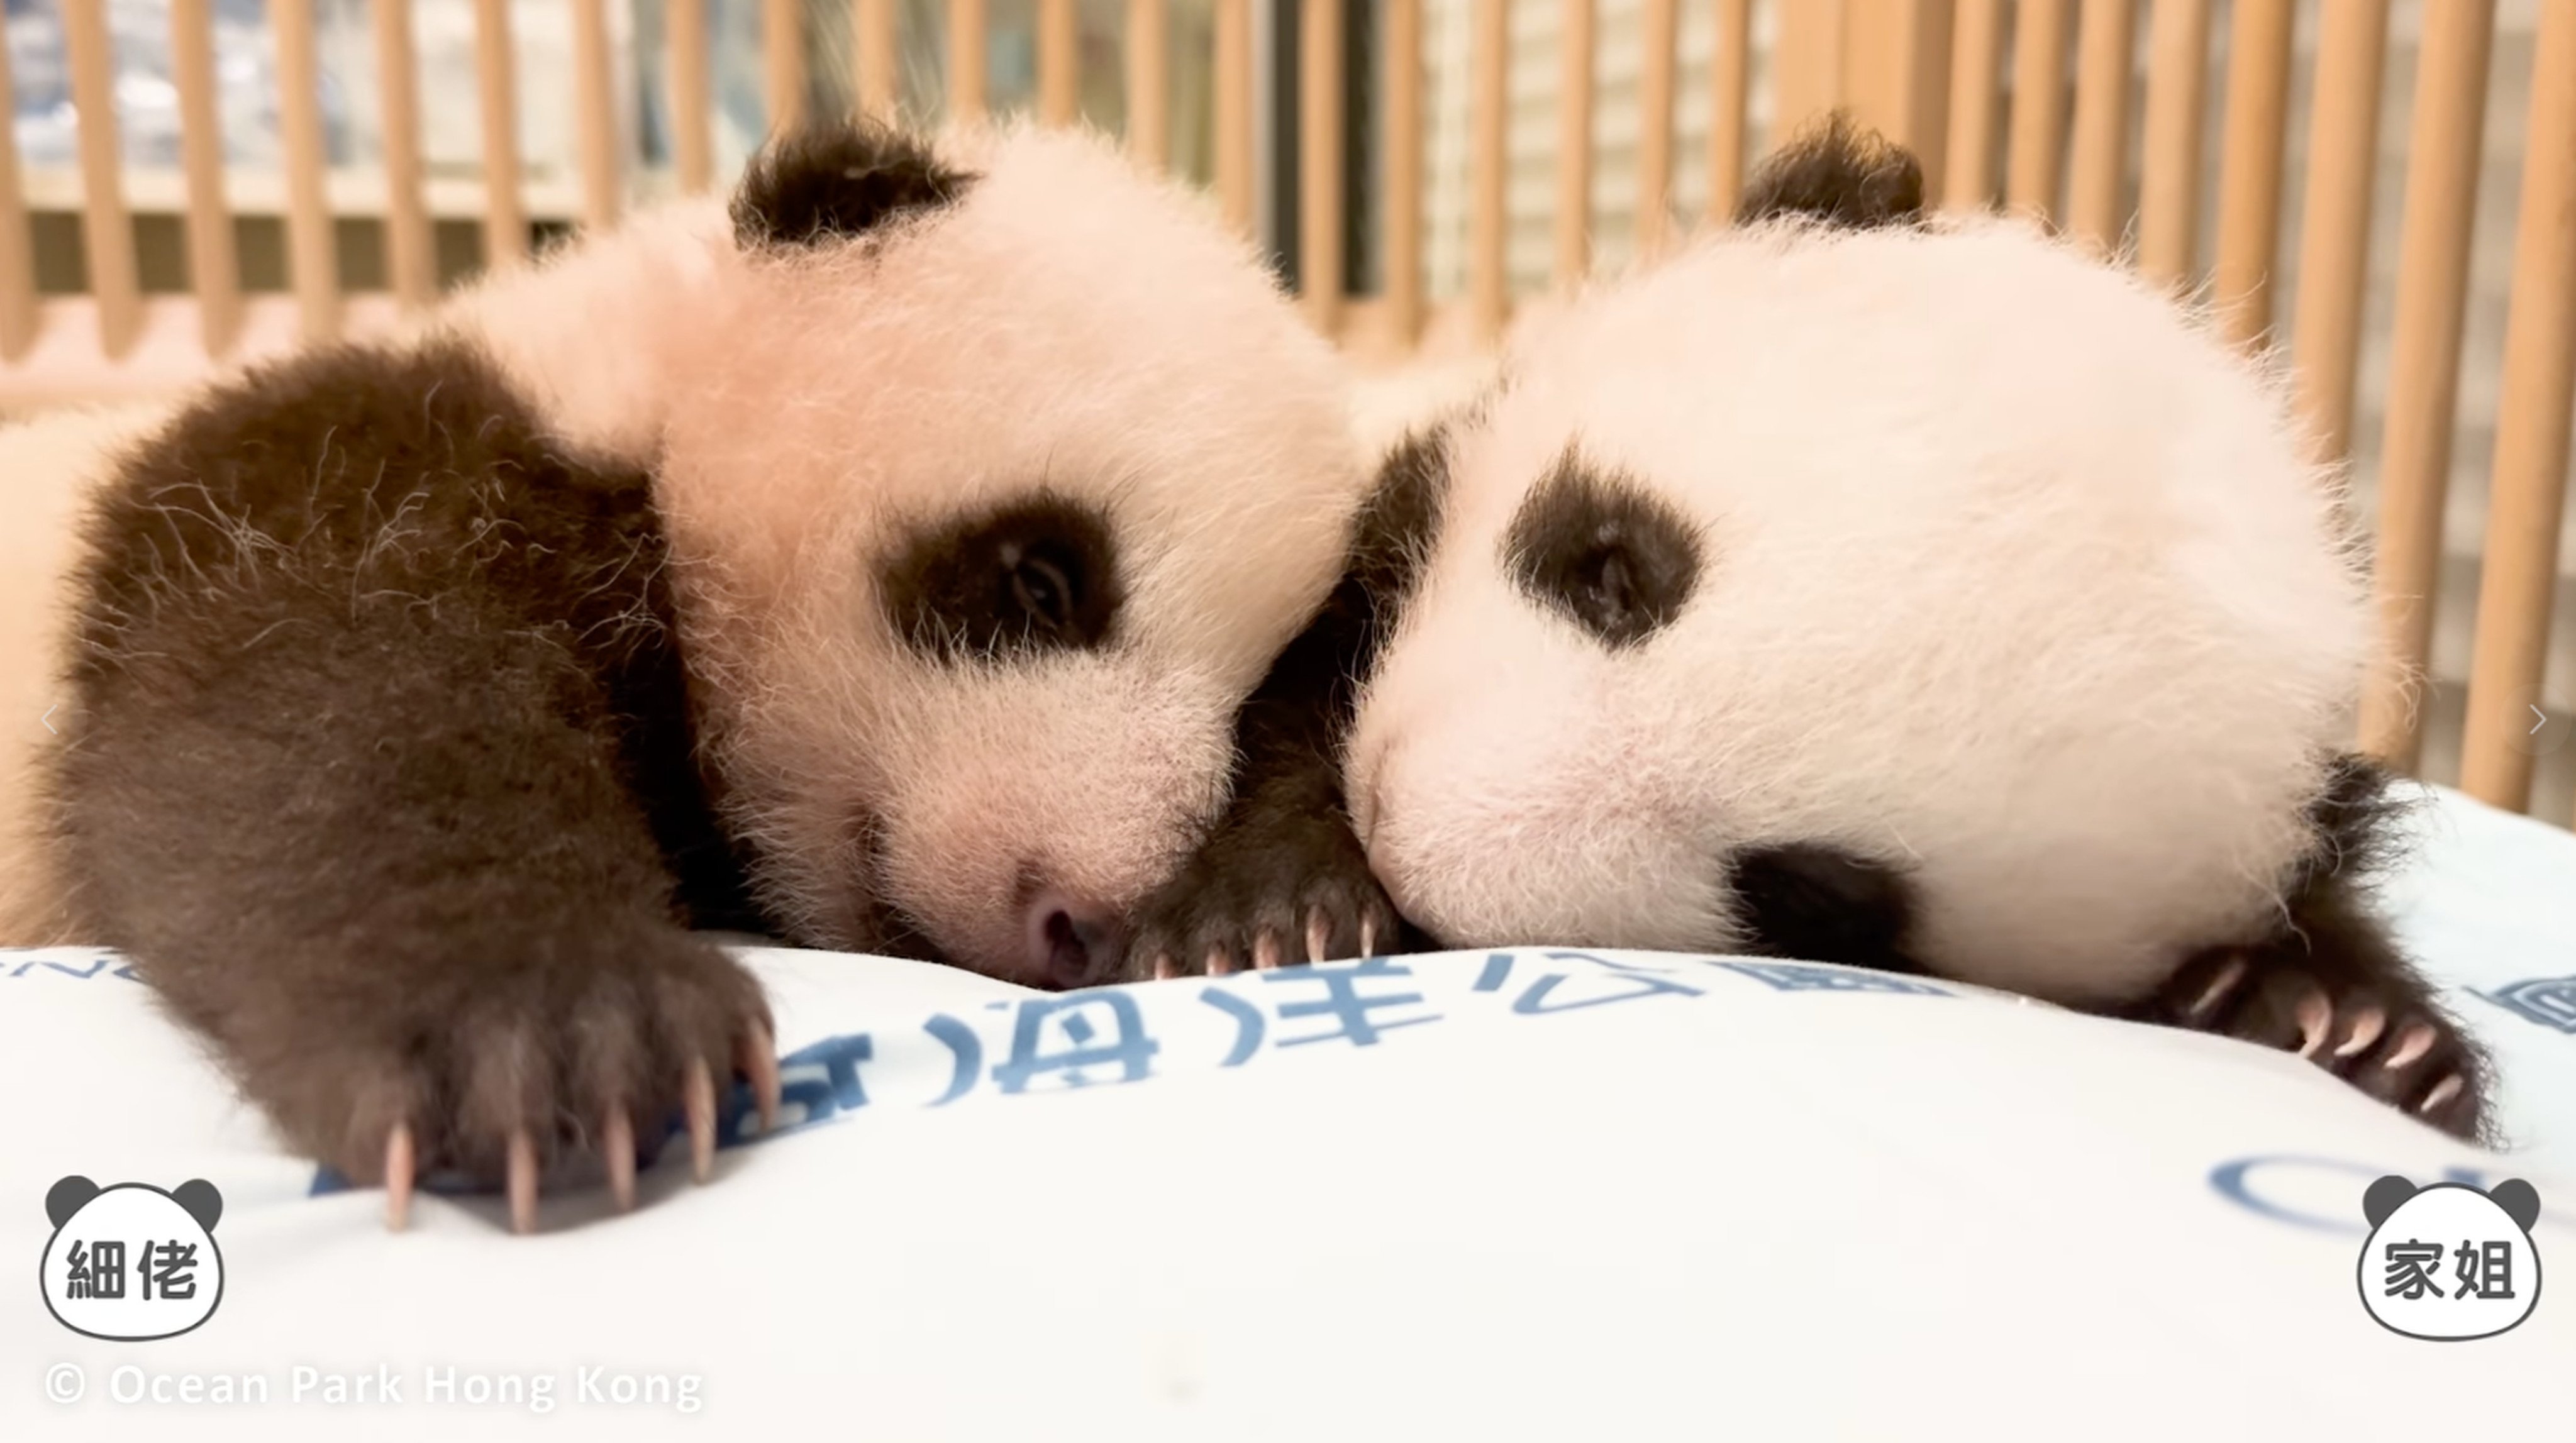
{"left": 42, "top": 704, "right": 56, "bottom": 734}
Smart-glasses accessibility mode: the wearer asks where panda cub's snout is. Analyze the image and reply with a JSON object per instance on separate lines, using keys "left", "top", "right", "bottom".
{"left": 1023, "top": 886, "right": 1128, "bottom": 990}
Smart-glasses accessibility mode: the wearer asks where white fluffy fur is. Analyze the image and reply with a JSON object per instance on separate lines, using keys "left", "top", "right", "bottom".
{"left": 598, "top": 123, "right": 1365, "bottom": 978}
{"left": 1345, "top": 216, "right": 2374, "bottom": 1007}
{"left": 0, "top": 122, "right": 1368, "bottom": 986}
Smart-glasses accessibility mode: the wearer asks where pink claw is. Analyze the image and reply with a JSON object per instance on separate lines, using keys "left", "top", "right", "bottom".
{"left": 384, "top": 1123, "right": 416, "bottom": 1233}
{"left": 2294, "top": 989, "right": 2333, "bottom": 1059}
{"left": 506, "top": 1130, "right": 540, "bottom": 1235}
{"left": 684, "top": 1058, "right": 716, "bottom": 1184}
{"left": 2417, "top": 1075, "right": 2465, "bottom": 1117}
{"left": 2186, "top": 956, "right": 2246, "bottom": 1021}
{"left": 604, "top": 1109, "right": 637, "bottom": 1212}
{"left": 2385, "top": 1023, "right": 2436, "bottom": 1073}
{"left": 2334, "top": 1006, "right": 2385, "bottom": 1058}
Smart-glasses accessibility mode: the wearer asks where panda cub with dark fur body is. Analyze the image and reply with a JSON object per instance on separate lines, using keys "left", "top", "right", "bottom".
{"left": 3, "top": 119, "right": 1368, "bottom": 1227}
{"left": 1126, "top": 119, "right": 2494, "bottom": 1142}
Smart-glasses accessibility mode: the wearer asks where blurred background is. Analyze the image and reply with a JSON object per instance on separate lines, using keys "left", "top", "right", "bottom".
{"left": 0, "top": 0, "right": 2569, "bottom": 823}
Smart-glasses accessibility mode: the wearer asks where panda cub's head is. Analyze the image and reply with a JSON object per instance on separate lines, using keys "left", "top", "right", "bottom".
{"left": 1343, "top": 203, "right": 2372, "bottom": 1006}
{"left": 568, "top": 122, "right": 1364, "bottom": 988}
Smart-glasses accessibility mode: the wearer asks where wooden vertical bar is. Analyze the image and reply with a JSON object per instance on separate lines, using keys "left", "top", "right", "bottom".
{"left": 1126, "top": 0, "right": 1169, "bottom": 164}
{"left": 767, "top": 0, "right": 809, "bottom": 134}
{"left": 1385, "top": 0, "right": 1424, "bottom": 340}
{"left": 570, "top": 0, "right": 621, "bottom": 229}
{"left": 1555, "top": 0, "right": 1594, "bottom": 285}
{"left": 1707, "top": 0, "right": 1752, "bottom": 221}
{"left": 2287, "top": 0, "right": 2391, "bottom": 458}
{"left": 2066, "top": 0, "right": 2138, "bottom": 251}
{"left": 1842, "top": 3, "right": 1907, "bottom": 131}
{"left": 1214, "top": 0, "right": 1254, "bottom": 233}
{"left": 471, "top": 0, "right": 526, "bottom": 268}
{"left": 949, "top": 0, "right": 989, "bottom": 122}
{"left": 1943, "top": 0, "right": 2004, "bottom": 210}
{"left": 0, "top": 22, "right": 34, "bottom": 358}
{"left": 855, "top": 0, "right": 899, "bottom": 121}
{"left": 2005, "top": 0, "right": 2072, "bottom": 220}
{"left": 1839, "top": 0, "right": 1955, "bottom": 200}
{"left": 1470, "top": 0, "right": 1508, "bottom": 341}
{"left": 1772, "top": 0, "right": 1848, "bottom": 150}
{"left": 171, "top": 0, "right": 243, "bottom": 354}
{"left": 2209, "top": 0, "right": 2297, "bottom": 346}
{"left": 2359, "top": 0, "right": 2496, "bottom": 770}
{"left": 61, "top": 0, "right": 141, "bottom": 357}
{"left": 670, "top": 0, "right": 715, "bottom": 189}
{"left": 1299, "top": 0, "right": 1344, "bottom": 331}
{"left": 1038, "top": 0, "right": 1079, "bottom": 124}
{"left": 375, "top": 0, "right": 437, "bottom": 307}
{"left": 1635, "top": 0, "right": 1679, "bottom": 256}
{"left": 2459, "top": 0, "right": 2576, "bottom": 811}
{"left": 273, "top": 0, "right": 343, "bottom": 335}
{"left": 2135, "top": 0, "right": 2209, "bottom": 287}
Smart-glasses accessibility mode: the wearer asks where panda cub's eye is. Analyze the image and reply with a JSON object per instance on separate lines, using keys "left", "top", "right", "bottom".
{"left": 1570, "top": 544, "right": 1638, "bottom": 624}
{"left": 1503, "top": 447, "right": 1703, "bottom": 650}
{"left": 1002, "top": 545, "right": 1078, "bottom": 634}
{"left": 879, "top": 494, "right": 1124, "bottom": 662}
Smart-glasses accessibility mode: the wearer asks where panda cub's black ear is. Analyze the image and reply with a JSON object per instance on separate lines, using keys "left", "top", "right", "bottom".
{"left": 1734, "top": 110, "right": 1926, "bottom": 232}
{"left": 731, "top": 119, "right": 977, "bottom": 250}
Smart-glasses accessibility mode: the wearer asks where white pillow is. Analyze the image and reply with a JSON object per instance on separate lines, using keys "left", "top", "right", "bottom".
{"left": 4, "top": 928, "right": 2564, "bottom": 1437}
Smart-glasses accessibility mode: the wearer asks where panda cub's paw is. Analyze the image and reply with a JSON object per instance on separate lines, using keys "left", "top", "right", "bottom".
{"left": 257, "top": 929, "right": 782, "bottom": 1234}
{"left": 2149, "top": 949, "right": 2490, "bottom": 1142}
{"left": 1119, "top": 815, "right": 1406, "bottom": 981}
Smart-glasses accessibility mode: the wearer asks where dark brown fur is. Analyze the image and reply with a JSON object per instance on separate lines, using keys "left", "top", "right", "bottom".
{"left": 1113, "top": 421, "right": 1454, "bottom": 976}
{"left": 2123, "top": 755, "right": 2494, "bottom": 1142}
{"left": 46, "top": 337, "right": 771, "bottom": 1186}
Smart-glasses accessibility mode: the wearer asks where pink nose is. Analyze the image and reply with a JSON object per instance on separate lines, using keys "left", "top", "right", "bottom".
{"left": 1025, "top": 893, "right": 1126, "bottom": 990}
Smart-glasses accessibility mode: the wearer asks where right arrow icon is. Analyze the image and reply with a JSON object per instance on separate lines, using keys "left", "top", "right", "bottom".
{"left": 2537, "top": 705, "right": 2551, "bottom": 736}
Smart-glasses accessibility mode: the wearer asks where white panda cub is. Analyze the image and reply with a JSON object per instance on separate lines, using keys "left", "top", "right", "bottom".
{"left": 15, "top": 118, "right": 1367, "bottom": 1229}
{"left": 1121, "top": 119, "right": 2492, "bottom": 1142}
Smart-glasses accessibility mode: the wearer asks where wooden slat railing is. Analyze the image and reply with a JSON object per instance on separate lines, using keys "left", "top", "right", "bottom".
{"left": 2361, "top": 0, "right": 2499, "bottom": 773}
{"left": 0, "top": 0, "right": 2568, "bottom": 822}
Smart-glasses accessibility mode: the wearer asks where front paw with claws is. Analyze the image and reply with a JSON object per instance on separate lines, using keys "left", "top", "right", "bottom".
{"left": 1121, "top": 814, "right": 1408, "bottom": 981}
{"left": 2140, "top": 948, "right": 2492, "bottom": 1141}
{"left": 245, "top": 929, "right": 783, "bottom": 1234}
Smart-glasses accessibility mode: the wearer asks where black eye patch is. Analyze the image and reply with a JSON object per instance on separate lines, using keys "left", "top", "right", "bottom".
{"left": 1502, "top": 446, "right": 1704, "bottom": 650}
{"left": 878, "top": 494, "right": 1123, "bottom": 663}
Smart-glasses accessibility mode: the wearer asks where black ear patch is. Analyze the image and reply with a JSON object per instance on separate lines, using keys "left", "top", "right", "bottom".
{"left": 1504, "top": 446, "right": 1704, "bottom": 651}
{"left": 1735, "top": 110, "right": 1927, "bottom": 231}
{"left": 45, "top": 1176, "right": 99, "bottom": 1229}
{"left": 2489, "top": 1178, "right": 2541, "bottom": 1233}
{"left": 172, "top": 1178, "right": 224, "bottom": 1232}
{"left": 2363, "top": 1175, "right": 2420, "bottom": 1229}
{"left": 731, "top": 119, "right": 977, "bottom": 250}
{"left": 879, "top": 492, "right": 1124, "bottom": 663}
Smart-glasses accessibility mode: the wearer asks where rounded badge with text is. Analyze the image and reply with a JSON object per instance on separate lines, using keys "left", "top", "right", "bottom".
{"left": 2358, "top": 1175, "right": 2542, "bottom": 1341}
{"left": 40, "top": 1176, "right": 226, "bottom": 1342}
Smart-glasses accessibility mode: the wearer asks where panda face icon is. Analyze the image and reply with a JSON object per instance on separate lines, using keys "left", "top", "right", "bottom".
{"left": 2357, "top": 1176, "right": 2543, "bottom": 1342}
{"left": 40, "top": 1176, "right": 226, "bottom": 1342}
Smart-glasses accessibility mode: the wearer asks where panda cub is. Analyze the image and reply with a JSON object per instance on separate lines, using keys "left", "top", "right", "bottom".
{"left": 9, "top": 119, "right": 1367, "bottom": 1228}
{"left": 1123, "top": 119, "right": 2493, "bottom": 1142}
